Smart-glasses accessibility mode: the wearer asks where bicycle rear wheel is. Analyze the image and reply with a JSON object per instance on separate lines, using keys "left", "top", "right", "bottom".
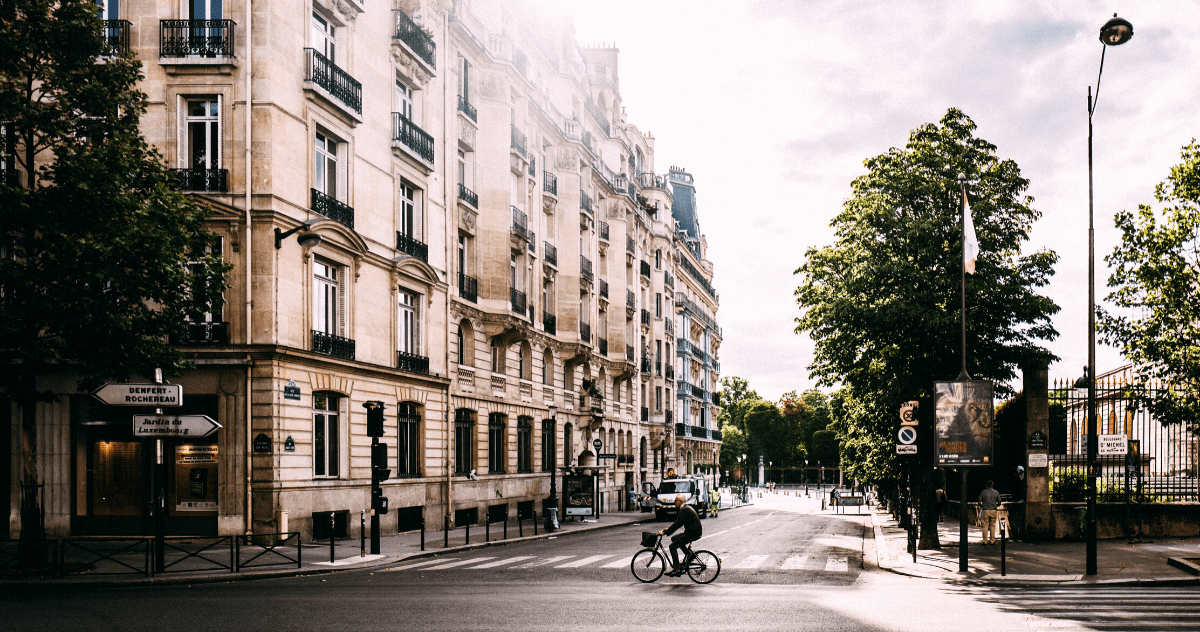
{"left": 630, "top": 549, "right": 665, "bottom": 583}
{"left": 687, "top": 550, "right": 720, "bottom": 584}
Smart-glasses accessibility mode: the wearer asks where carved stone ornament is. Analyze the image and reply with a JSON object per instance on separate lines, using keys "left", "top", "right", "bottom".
{"left": 392, "top": 47, "right": 433, "bottom": 87}
{"left": 556, "top": 149, "right": 577, "bottom": 171}
{"left": 480, "top": 71, "right": 504, "bottom": 100}
{"left": 334, "top": 0, "right": 361, "bottom": 21}
{"left": 460, "top": 207, "right": 477, "bottom": 233}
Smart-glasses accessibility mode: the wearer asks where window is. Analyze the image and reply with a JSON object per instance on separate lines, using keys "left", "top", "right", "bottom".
{"left": 97, "top": 0, "right": 119, "bottom": 19}
{"left": 518, "top": 343, "right": 531, "bottom": 381}
{"left": 655, "top": 386, "right": 662, "bottom": 412}
{"left": 490, "top": 342, "right": 499, "bottom": 373}
{"left": 176, "top": 97, "right": 222, "bottom": 173}
{"left": 488, "top": 413, "right": 506, "bottom": 474}
{"left": 398, "top": 182, "right": 422, "bottom": 242}
{"left": 563, "top": 424, "right": 573, "bottom": 467}
{"left": 517, "top": 417, "right": 532, "bottom": 473}
{"left": 191, "top": 0, "right": 221, "bottom": 19}
{"left": 395, "top": 80, "right": 413, "bottom": 120}
{"left": 454, "top": 409, "right": 474, "bottom": 474}
{"left": 541, "top": 419, "right": 555, "bottom": 473}
{"left": 398, "top": 289, "right": 418, "bottom": 355}
{"left": 312, "top": 12, "right": 335, "bottom": 61}
{"left": 313, "top": 392, "right": 340, "bottom": 477}
{"left": 314, "top": 131, "right": 342, "bottom": 200}
{"left": 458, "top": 234, "right": 469, "bottom": 277}
{"left": 313, "top": 260, "right": 342, "bottom": 336}
{"left": 397, "top": 402, "right": 419, "bottom": 476}
{"left": 186, "top": 240, "right": 223, "bottom": 326}
{"left": 655, "top": 293, "right": 661, "bottom": 319}
{"left": 458, "top": 56, "right": 470, "bottom": 103}
{"left": 655, "top": 250, "right": 661, "bottom": 269}
{"left": 455, "top": 324, "right": 465, "bottom": 365}
{"left": 542, "top": 349, "right": 553, "bottom": 386}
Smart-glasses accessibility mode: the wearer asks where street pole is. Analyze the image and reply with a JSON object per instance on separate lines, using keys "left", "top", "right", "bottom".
{"left": 959, "top": 468, "right": 968, "bottom": 572}
{"left": 371, "top": 435, "right": 381, "bottom": 555}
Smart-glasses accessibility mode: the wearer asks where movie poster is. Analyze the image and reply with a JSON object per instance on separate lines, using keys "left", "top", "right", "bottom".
{"left": 934, "top": 380, "right": 994, "bottom": 466}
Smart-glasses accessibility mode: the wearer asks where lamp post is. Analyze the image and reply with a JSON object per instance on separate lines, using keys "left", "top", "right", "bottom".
{"left": 545, "top": 404, "right": 559, "bottom": 532}
{"left": 805, "top": 459, "right": 809, "bottom": 496}
{"left": 1086, "top": 13, "right": 1133, "bottom": 577}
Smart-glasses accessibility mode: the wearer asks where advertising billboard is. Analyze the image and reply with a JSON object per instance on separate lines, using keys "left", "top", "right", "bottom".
{"left": 934, "top": 380, "right": 994, "bottom": 466}
{"left": 562, "top": 474, "right": 595, "bottom": 516}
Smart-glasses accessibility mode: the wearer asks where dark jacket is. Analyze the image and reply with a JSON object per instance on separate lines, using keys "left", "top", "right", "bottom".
{"left": 664, "top": 504, "right": 702, "bottom": 538}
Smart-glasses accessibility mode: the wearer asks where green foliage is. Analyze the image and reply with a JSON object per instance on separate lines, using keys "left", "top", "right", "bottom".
{"left": 717, "top": 423, "right": 747, "bottom": 474}
{"left": 794, "top": 109, "right": 1060, "bottom": 482}
{"left": 716, "top": 376, "right": 762, "bottom": 431}
{"left": 1100, "top": 141, "right": 1200, "bottom": 432}
{"left": 809, "top": 429, "right": 840, "bottom": 468}
{"left": 743, "top": 400, "right": 807, "bottom": 468}
{"left": 0, "top": 0, "right": 230, "bottom": 401}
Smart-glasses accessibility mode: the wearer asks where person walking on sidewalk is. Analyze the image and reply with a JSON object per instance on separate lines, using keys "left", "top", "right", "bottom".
{"left": 978, "top": 480, "right": 1002, "bottom": 544}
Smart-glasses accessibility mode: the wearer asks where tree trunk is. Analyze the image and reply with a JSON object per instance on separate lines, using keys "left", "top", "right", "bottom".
{"left": 918, "top": 465, "right": 942, "bottom": 549}
{"left": 18, "top": 399, "right": 46, "bottom": 567}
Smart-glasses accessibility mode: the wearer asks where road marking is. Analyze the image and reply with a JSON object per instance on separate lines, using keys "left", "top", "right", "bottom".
{"left": 555, "top": 555, "right": 613, "bottom": 568}
{"left": 600, "top": 556, "right": 635, "bottom": 568}
{"left": 513, "top": 555, "right": 573, "bottom": 568}
{"left": 825, "top": 557, "right": 848, "bottom": 572}
{"left": 734, "top": 555, "right": 769, "bottom": 568}
{"left": 424, "top": 557, "right": 495, "bottom": 570}
{"left": 465, "top": 556, "right": 535, "bottom": 569}
{"left": 388, "top": 558, "right": 456, "bottom": 571}
{"left": 781, "top": 555, "right": 810, "bottom": 569}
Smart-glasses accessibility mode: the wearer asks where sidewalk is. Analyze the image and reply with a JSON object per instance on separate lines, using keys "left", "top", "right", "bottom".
{"left": 870, "top": 505, "right": 1200, "bottom": 586}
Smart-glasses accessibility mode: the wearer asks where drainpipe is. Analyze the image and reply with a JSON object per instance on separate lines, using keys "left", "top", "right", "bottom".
{"left": 441, "top": 10, "right": 454, "bottom": 531}
{"left": 243, "top": 0, "right": 254, "bottom": 536}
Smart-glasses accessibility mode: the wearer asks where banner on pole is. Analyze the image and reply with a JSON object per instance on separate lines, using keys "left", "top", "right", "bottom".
{"left": 934, "top": 380, "right": 993, "bottom": 466}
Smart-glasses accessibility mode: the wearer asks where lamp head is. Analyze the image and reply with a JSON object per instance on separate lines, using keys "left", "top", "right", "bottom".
{"left": 548, "top": 404, "right": 558, "bottom": 418}
{"left": 297, "top": 232, "right": 323, "bottom": 249}
{"left": 1100, "top": 14, "right": 1133, "bottom": 46}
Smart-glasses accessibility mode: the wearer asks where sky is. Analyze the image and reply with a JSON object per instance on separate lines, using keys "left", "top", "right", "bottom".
{"left": 558, "top": 0, "right": 1200, "bottom": 401}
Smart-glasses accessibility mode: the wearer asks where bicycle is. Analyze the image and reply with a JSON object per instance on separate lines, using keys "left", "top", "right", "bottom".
{"left": 630, "top": 532, "right": 720, "bottom": 584}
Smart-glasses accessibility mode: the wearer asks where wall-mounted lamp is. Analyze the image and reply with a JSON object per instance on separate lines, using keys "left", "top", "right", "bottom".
{"left": 275, "top": 219, "right": 323, "bottom": 249}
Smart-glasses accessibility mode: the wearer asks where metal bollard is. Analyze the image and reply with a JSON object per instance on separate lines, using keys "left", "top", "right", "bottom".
{"left": 360, "top": 510, "right": 366, "bottom": 557}
{"left": 503, "top": 518, "right": 507, "bottom": 540}
{"left": 465, "top": 522, "right": 470, "bottom": 545}
{"left": 486, "top": 519, "right": 490, "bottom": 542}
{"left": 329, "top": 512, "right": 336, "bottom": 563}
{"left": 533, "top": 509, "right": 538, "bottom": 535}
{"left": 1000, "top": 522, "right": 1006, "bottom": 576}
{"left": 519, "top": 516, "right": 523, "bottom": 538}
{"left": 421, "top": 517, "right": 426, "bottom": 551}
{"left": 444, "top": 515, "right": 449, "bottom": 549}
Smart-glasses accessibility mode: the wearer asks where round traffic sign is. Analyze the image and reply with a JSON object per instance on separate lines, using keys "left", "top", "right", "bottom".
{"left": 593, "top": 439, "right": 603, "bottom": 451}
{"left": 897, "top": 427, "right": 917, "bottom": 445}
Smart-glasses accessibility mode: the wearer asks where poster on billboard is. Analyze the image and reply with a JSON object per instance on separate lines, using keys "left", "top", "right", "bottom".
{"left": 934, "top": 380, "right": 994, "bottom": 466}
{"left": 562, "top": 474, "right": 595, "bottom": 516}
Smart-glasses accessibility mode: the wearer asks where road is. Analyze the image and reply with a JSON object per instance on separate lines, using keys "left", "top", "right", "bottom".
{"left": 2, "top": 493, "right": 1198, "bottom": 631}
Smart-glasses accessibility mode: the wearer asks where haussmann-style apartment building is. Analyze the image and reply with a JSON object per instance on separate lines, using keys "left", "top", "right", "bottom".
{"left": 3, "top": 0, "right": 723, "bottom": 542}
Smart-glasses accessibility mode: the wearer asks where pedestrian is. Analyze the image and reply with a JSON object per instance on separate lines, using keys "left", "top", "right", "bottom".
{"left": 934, "top": 488, "right": 947, "bottom": 522}
{"left": 627, "top": 488, "right": 637, "bottom": 512}
{"left": 978, "top": 480, "right": 1002, "bottom": 544}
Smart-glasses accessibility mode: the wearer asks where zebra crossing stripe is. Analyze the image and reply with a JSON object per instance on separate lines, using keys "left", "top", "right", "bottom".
{"left": 600, "top": 556, "right": 635, "bottom": 568}
{"left": 781, "top": 555, "right": 809, "bottom": 569}
{"left": 734, "top": 555, "right": 769, "bottom": 568}
{"left": 388, "top": 558, "right": 456, "bottom": 571}
{"left": 424, "top": 557, "right": 495, "bottom": 570}
{"left": 513, "top": 555, "right": 573, "bottom": 568}
{"left": 555, "top": 555, "right": 613, "bottom": 568}
{"left": 466, "top": 556, "right": 535, "bottom": 569}
{"left": 824, "top": 557, "right": 848, "bottom": 572}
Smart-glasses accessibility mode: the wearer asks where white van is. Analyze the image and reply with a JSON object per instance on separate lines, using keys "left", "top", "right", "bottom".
{"left": 644, "top": 471, "right": 710, "bottom": 520}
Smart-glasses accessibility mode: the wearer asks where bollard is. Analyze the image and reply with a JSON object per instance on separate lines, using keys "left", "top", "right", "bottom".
{"left": 533, "top": 509, "right": 538, "bottom": 535}
{"left": 1000, "top": 522, "right": 1006, "bottom": 576}
{"left": 504, "top": 518, "right": 507, "bottom": 540}
{"left": 465, "top": 522, "right": 470, "bottom": 545}
{"left": 360, "top": 510, "right": 366, "bottom": 557}
{"left": 519, "top": 516, "right": 523, "bottom": 537}
{"left": 329, "top": 512, "right": 336, "bottom": 563}
{"left": 486, "top": 519, "right": 490, "bottom": 542}
{"left": 444, "top": 515, "right": 449, "bottom": 549}
{"left": 421, "top": 516, "right": 426, "bottom": 551}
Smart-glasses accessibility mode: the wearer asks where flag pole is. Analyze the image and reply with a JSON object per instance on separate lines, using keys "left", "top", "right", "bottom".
{"left": 957, "top": 173, "right": 970, "bottom": 382}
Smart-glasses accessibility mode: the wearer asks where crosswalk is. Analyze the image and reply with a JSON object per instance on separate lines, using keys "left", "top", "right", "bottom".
{"left": 385, "top": 553, "right": 856, "bottom": 574}
{"left": 967, "top": 586, "right": 1200, "bottom": 631}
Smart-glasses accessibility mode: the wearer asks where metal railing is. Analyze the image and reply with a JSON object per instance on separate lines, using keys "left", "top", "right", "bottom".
{"left": 397, "top": 350, "right": 430, "bottom": 374}
{"left": 691, "top": 425, "right": 707, "bottom": 439}
{"left": 510, "top": 124, "right": 527, "bottom": 156}
{"left": 712, "top": 429, "right": 722, "bottom": 441}
{"left": 691, "top": 383, "right": 705, "bottom": 398}
{"left": 304, "top": 48, "right": 362, "bottom": 114}
{"left": 511, "top": 207, "right": 529, "bottom": 240}
{"left": 627, "top": 290, "right": 635, "bottom": 308}
{"left": 580, "top": 191, "right": 592, "bottom": 214}
{"left": 392, "top": 112, "right": 435, "bottom": 164}
{"left": 160, "top": 19, "right": 235, "bottom": 57}
{"left": 543, "top": 312, "right": 556, "bottom": 335}
{"left": 102, "top": 20, "right": 131, "bottom": 56}
{"left": 173, "top": 321, "right": 229, "bottom": 345}
{"left": 580, "top": 256, "right": 593, "bottom": 283}
{"left": 627, "top": 344, "right": 635, "bottom": 362}
{"left": 627, "top": 236, "right": 635, "bottom": 253}
{"left": 599, "top": 337, "right": 608, "bottom": 356}
{"left": 543, "top": 171, "right": 557, "bottom": 195}
{"left": 580, "top": 322, "right": 591, "bottom": 343}
{"left": 235, "top": 532, "right": 302, "bottom": 572}
{"left": 599, "top": 279, "right": 608, "bottom": 298}
{"left": 459, "top": 273, "right": 478, "bottom": 302}
{"left": 599, "top": 221, "right": 610, "bottom": 241}
{"left": 544, "top": 242, "right": 558, "bottom": 266}
{"left": 510, "top": 288, "right": 527, "bottom": 315}
{"left": 393, "top": 9, "right": 436, "bottom": 69}
{"left": 458, "top": 183, "right": 478, "bottom": 208}
{"left": 458, "top": 95, "right": 477, "bottom": 121}
{"left": 171, "top": 168, "right": 227, "bottom": 192}
{"left": 313, "top": 330, "right": 355, "bottom": 360}
{"left": 311, "top": 188, "right": 354, "bottom": 229}
{"left": 640, "top": 260, "right": 651, "bottom": 278}
{"left": 641, "top": 358, "right": 652, "bottom": 373}
{"left": 676, "top": 423, "right": 687, "bottom": 436}
{"left": 665, "top": 365, "right": 674, "bottom": 380}
{"left": 396, "top": 231, "right": 429, "bottom": 261}
{"left": 641, "top": 309, "right": 650, "bottom": 326}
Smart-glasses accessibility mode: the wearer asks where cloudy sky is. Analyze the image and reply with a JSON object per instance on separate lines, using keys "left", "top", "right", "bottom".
{"left": 559, "top": 1, "right": 1199, "bottom": 401}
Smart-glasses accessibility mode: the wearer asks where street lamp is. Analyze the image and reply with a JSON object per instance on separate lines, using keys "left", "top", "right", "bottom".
{"left": 1086, "top": 13, "right": 1133, "bottom": 577}
{"left": 804, "top": 459, "right": 809, "bottom": 496}
{"left": 545, "top": 404, "right": 559, "bottom": 532}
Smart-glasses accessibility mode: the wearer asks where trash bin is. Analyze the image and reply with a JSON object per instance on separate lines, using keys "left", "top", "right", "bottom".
{"left": 1075, "top": 505, "right": 1088, "bottom": 538}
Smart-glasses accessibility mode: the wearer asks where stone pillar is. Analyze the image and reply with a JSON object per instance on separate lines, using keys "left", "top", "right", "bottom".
{"left": 1023, "top": 362, "right": 1052, "bottom": 540}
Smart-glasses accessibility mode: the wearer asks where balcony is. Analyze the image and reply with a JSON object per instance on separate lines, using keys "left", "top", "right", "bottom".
{"left": 543, "top": 242, "right": 558, "bottom": 267}
{"left": 640, "top": 260, "right": 651, "bottom": 278}
{"left": 510, "top": 288, "right": 527, "bottom": 316}
{"left": 691, "top": 383, "right": 705, "bottom": 398}
{"left": 304, "top": 48, "right": 362, "bottom": 116}
{"left": 599, "top": 221, "right": 610, "bottom": 242}
{"left": 626, "top": 236, "right": 635, "bottom": 254}
{"left": 712, "top": 429, "right": 722, "bottom": 441}
{"left": 173, "top": 321, "right": 228, "bottom": 345}
{"left": 675, "top": 423, "right": 687, "bottom": 437}
{"left": 626, "top": 290, "right": 635, "bottom": 309}
{"left": 311, "top": 188, "right": 354, "bottom": 229}
{"left": 627, "top": 344, "right": 635, "bottom": 362}
{"left": 599, "top": 338, "right": 608, "bottom": 356}
{"left": 510, "top": 124, "right": 527, "bottom": 157}
{"left": 599, "top": 279, "right": 609, "bottom": 299}
{"left": 580, "top": 256, "right": 593, "bottom": 284}
{"left": 665, "top": 365, "right": 674, "bottom": 381}
{"left": 641, "top": 407, "right": 649, "bottom": 422}
{"left": 313, "top": 330, "right": 355, "bottom": 360}
{"left": 580, "top": 191, "right": 592, "bottom": 214}
{"left": 457, "top": 183, "right": 478, "bottom": 209}
{"left": 690, "top": 425, "right": 708, "bottom": 440}
{"left": 457, "top": 95, "right": 477, "bottom": 122}
{"left": 397, "top": 350, "right": 430, "bottom": 375}
{"left": 640, "top": 309, "right": 650, "bottom": 327}
{"left": 393, "top": 10, "right": 436, "bottom": 70}
{"left": 511, "top": 207, "right": 529, "bottom": 241}
{"left": 160, "top": 19, "right": 235, "bottom": 59}
{"left": 655, "top": 361, "right": 661, "bottom": 376}
{"left": 396, "top": 232, "right": 428, "bottom": 262}
{"left": 528, "top": 232, "right": 536, "bottom": 253}
{"left": 665, "top": 272, "right": 674, "bottom": 289}
{"left": 640, "top": 358, "right": 651, "bottom": 374}
{"left": 543, "top": 171, "right": 557, "bottom": 196}
{"left": 392, "top": 112, "right": 434, "bottom": 166}
{"left": 458, "top": 273, "right": 478, "bottom": 303}
{"left": 543, "top": 312, "right": 556, "bottom": 335}
{"left": 171, "top": 168, "right": 227, "bottom": 192}
{"left": 580, "top": 322, "right": 591, "bottom": 344}
{"left": 102, "top": 20, "right": 131, "bottom": 56}
{"left": 666, "top": 410, "right": 673, "bottom": 424}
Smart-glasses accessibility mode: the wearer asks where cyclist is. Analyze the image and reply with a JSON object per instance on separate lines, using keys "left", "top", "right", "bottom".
{"left": 657, "top": 494, "right": 702, "bottom": 576}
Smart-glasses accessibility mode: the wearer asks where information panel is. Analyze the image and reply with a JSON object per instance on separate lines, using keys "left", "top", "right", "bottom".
{"left": 935, "top": 380, "right": 994, "bottom": 466}
{"left": 562, "top": 474, "right": 595, "bottom": 517}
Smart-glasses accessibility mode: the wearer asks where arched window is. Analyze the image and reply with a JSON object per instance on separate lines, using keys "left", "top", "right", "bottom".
{"left": 488, "top": 413, "right": 506, "bottom": 474}
{"left": 608, "top": 428, "right": 615, "bottom": 459}
{"left": 517, "top": 416, "right": 533, "bottom": 473}
{"left": 655, "top": 249, "right": 661, "bottom": 269}
{"left": 313, "top": 392, "right": 341, "bottom": 478}
{"left": 541, "top": 418, "right": 555, "bottom": 472}
{"left": 457, "top": 319, "right": 475, "bottom": 367}
{"left": 520, "top": 342, "right": 533, "bottom": 381}
{"left": 397, "top": 402, "right": 421, "bottom": 476}
{"left": 454, "top": 409, "right": 475, "bottom": 474}
{"left": 564, "top": 362, "right": 575, "bottom": 392}
{"left": 542, "top": 348, "right": 554, "bottom": 386}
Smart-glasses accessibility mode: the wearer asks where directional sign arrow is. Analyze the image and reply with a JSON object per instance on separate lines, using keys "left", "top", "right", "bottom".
{"left": 93, "top": 383, "right": 183, "bottom": 407}
{"left": 133, "top": 414, "right": 221, "bottom": 438}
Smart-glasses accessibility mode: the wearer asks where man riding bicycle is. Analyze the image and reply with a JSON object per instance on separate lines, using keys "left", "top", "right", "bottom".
{"left": 657, "top": 494, "right": 702, "bottom": 577}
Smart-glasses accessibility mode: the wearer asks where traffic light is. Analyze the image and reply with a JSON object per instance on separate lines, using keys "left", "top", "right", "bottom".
{"left": 363, "top": 401, "right": 386, "bottom": 438}
{"left": 372, "top": 442, "right": 390, "bottom": 483}
{"left": 372, "top": 487, "right": 389, "bottom": 514}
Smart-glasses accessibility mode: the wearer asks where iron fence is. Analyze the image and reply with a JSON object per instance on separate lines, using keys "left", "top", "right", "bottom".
{"left": 160, "top": 19, "right": 235, "bottom": 57}
{"left": 235, "top": 532, "right": 302, "bottom": 572}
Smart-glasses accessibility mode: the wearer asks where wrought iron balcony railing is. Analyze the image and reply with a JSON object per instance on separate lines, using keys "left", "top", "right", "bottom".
{"left": 396, "top": 231, "right": 428, "bottom": 262}
{"left": 543, "top": 171, "right": 557, "bottom": 195}
{"left": 392, "top": 112, "right": 435, "bottom": 164}
{"left": 311, "top": 188, "right": 354, "bottom": 229}
{"left": 640, "top": 260, "right": 651, "bottom": 278}
{"left": 458, "top": 183, "right": 478, "bottom": 208}
{"left": 712, "top": 392, "right": 721, "bottom": 405}
{"left": 313, "top": 330, "right": 355, "bottom": 360}
{"left": 543, "top": 312, "right": 556, "bottom": 335}
{"left": 641, "top": 358, "right": 652, "bottom": 373}
{"left": 580, "top": 191, "right": 592, "bottom": 214}
{"left": 160, "top": 19, "right": 235, "bottom": 58}
{"left": 640, "top": 309, "right": 650, "bottom": 326}
{"left": 712, "top": 429, "right": 722, "bottom": 441}
{"left": 580, "top": 322, "right": 591, "bottom": 344}
{"left": 627, "top": 236, "right": 635, "bottom": 253}
{"left": 305, "top": 48, "right": 362, "bottom": 115}
{"left": 599, "top": 221, "right": 609, "bottom": 241}
{"left": 397, "top": 350, "right": 430, "bottom": 374}
{"left": 626, "top": 344, "right": 635, "bottom": 362}
{"left": 580, "top": 256, "right": 593, "bottom": 284}
{"left": 172, "top": 321, "right": 228, "bottom": 345}
{"left": 457, "top": 95, "right": 477, "bottom": 122}
{"left": 459, "top": 273, "right": 478, "bottom": 303}
{"left": 599, "top": 337, "right": 608, "bottom": 356}
{"left": 627, "top": 290, "right": 635, "bottom": 308}
{"left": 691, "top": 383, "right": 704, "bottom": 398}
{"left": 543, "top": 242, "right": 558, "bottom": 267}
{"left": 510, "top": 287, "right": 527, "bottom": 315}
{"left": 102, "top": 20, "right": 131, "bottom": 56}
{"left": 510, "top": 124, "right": 527, "bottom": 156}
{"left": 675, "top": 423, "right": 686, "bottom": 436}
{"left": 599, "top": 279, "right": 609, "bottom": 299}
{"left": 512, "top": 207, "right": 529, "bottom": 240}
{"left": 171, "top": 168, "right": 227, "bottom": 192}
{"left": 691, "top": 425, "right": 708, "bottom": 440}
{"left": 393, "top": 10, "right": 436, "bottom": 69}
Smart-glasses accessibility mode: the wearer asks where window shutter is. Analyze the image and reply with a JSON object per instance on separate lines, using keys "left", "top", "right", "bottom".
{"left": 337, "top": 266, "right": 346, "bottom": 336}
{"left": 414, "top": 190, "right": 424, "bottom": 242}
{"left": 336, "top": 141, "right": 348, "bottom": 202}
{"left": 413, "top": 296, "right": 422, "bottom": 355}
{"left": 176, "top": 95, "right": 186, "bottom": 168}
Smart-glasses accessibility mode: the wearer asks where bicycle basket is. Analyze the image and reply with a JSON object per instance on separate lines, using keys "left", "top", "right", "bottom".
{"left": 641, "top": 532, "right": 658, "bottom": 548}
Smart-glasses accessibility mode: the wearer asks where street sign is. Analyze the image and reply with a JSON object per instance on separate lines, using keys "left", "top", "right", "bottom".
{"left": 897, "top": 427, "right": 917, "bottom": 445}
{"left": 93, "top": 383, "right": 182, "bottom": 407}
{"left": 899, "top": 401, "right": 919, "bottom": 425}
{"left": 1098, "top": 434, "right": 1128, "bottom": 456}
{"left": 597, "top": 453, "right": 617, "bottom": 459}
{"left": 896, "top": 445, "right": 918, "bottom": 455}
{"left": 592, "top": 439, "right": 602, "bottom": 451}
{"left": 1028, "top": 453, "right": 1048, "bottom": 468}
{"left": 133, "top": 414, "right": 221, "bottom": 438}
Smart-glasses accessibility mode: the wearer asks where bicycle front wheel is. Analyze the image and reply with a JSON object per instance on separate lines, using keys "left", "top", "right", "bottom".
{"left": 630, "top": 549, "right": 665, "bottom": 583}
{"left": 687, "top": 550, "right": 721, "bottom": 584}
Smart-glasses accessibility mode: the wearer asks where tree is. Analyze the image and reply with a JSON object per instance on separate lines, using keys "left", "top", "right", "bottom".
{"left": 716, "top": 376, "right": 762, "bottom": 431}
{"left": 809, "top": 430, "right": 840, "bottom": 468}
{"left": 1100, "top": 141, "right": 1200, "bottom": 435}
{"left": 717, "top": 423, "right": 747, "bottom": 477}
{"left": 743, "top": 400, "right": 806, "bottom": 469}
{"left": 794, "top": 109, "right": 1060, "bottom": 547}
{"left": 0, "top": 0, "right": 229, "bottom": 541}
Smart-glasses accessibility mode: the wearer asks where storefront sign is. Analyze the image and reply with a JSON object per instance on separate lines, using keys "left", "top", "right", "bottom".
{"left": 934, "top": 380, "right": 994, "bottom": 466}
{"left": 93, "top": 383, "right": 183, "bottom": 407}
{"left": 253, "top": 433, "right": 272, "bottom": 453}
{"left": 175, "top": 445, "right": 218, "bottom": 512}
{"left": 284, "top": 380, "right": 301, "bottom": 401}
{"left": 562, "top": 474, "right": 594, "bottom": 517}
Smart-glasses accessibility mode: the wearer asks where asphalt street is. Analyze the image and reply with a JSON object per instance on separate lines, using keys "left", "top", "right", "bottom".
{"left": 3, "top": 494, "right": 1199, "bottom": 631}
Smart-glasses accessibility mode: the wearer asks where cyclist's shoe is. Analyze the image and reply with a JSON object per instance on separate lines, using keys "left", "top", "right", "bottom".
{"left": 665, "top": 568, "right": 684, "bottom": 577}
